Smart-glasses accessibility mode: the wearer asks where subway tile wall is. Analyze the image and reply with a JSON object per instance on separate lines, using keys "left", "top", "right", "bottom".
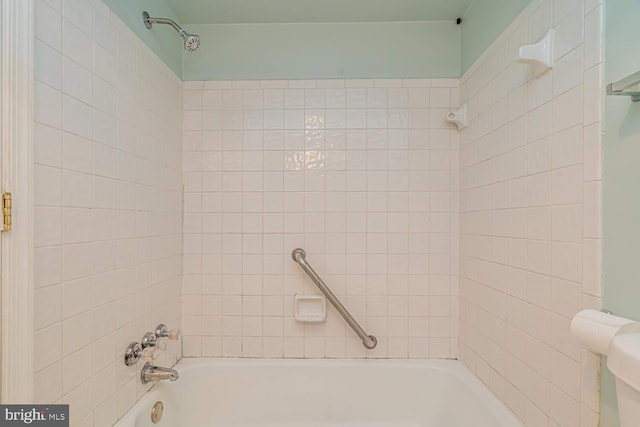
{"left": 458, "top": 0, "right": 602, "bottom": 426}
{"left": 181, "top": 79, "right": 460, "bottom": 359}
{"left": 33, "top": 0, "right": 183, "bottom": 426}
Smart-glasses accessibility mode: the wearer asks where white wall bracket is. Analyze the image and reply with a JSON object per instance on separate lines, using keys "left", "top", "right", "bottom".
{"left": 446, "top": 104, "right": 468, "bottom": 130}
{"left": 516, "top": 29, "right": 554, "bottom": 77}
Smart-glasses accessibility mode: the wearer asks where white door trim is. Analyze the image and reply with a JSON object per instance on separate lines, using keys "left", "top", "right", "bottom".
{"left": 1, "top": 0, "right": 35, "bottom": 403}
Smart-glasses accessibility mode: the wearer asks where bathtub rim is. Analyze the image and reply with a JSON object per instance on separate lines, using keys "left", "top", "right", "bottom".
{"left": 114, "top": 358, "right": 524, "bottom": 427}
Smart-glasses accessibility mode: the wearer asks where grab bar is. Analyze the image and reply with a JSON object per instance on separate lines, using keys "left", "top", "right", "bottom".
{"left": 291, "top": 248, "right": 377, "bottom": 349}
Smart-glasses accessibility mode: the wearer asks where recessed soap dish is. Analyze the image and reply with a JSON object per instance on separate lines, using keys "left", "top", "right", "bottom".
{"left": 294, "top": 294, "right": 327, "bottom": 323}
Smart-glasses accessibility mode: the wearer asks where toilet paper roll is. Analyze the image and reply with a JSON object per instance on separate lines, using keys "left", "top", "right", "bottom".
{"left": 571, "top": 309, "right": 640, "bottom": 355}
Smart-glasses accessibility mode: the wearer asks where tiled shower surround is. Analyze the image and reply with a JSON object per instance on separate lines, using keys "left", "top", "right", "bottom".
{"left": 29, "top": 0, "right": 607, "bottom": 426}
{"left": 33, "top": 0, "right": 183, "bottom": 425}
{"left": 181, "top": 79, "right": 460, "bottom": 359}
{"left": 458, "top": 0, "right": 603, "bottom": 425}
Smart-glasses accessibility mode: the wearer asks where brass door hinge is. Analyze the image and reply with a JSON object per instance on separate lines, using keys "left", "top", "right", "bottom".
{"left": 2, "top": 192, "right": 12, "bottom": 231}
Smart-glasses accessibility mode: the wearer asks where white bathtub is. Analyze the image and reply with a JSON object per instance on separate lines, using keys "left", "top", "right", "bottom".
{"left": 114, "top": 359, "right": 524, "bottom": 427}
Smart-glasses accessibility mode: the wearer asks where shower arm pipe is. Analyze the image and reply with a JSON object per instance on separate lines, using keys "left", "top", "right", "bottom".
{"left": 142, "top": 12, "right": 200, "bottom": 53}
{"left": 143, "top": 14, "right": 183, "bottom": 34}
{"left": 292, "top": 249, "right": 377, "bottom": 350}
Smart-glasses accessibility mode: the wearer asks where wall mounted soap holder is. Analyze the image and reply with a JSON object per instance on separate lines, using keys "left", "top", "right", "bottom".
{"left": 446, "top": 104, "right": 468, "bottom": 130}
{"left": 516, "top": 29, "right": 554, "bottom": 77}
{"left": 294, "top": 294, "right": 327, "bottom": 323}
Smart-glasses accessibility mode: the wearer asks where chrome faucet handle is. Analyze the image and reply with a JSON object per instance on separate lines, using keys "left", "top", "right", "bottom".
{"left": 155, "top": 324, "right": 182, "bottom": 340}
{"left": 141, "top": 332, "right": 158, "bottom": 348}
{"left": 124, "top": 342, "right": 143, "bottom": 366}
{"left": 155, "top": 324, "right": 169, "bottom": 337}
{"left": 154, "top": 325, "right": 169, "bottom": 351}
{"left": 124, "top": 332, "right": 160, "bottom": 366}
{"left": 141, "top": 332, "right": 162, "bottom": 360}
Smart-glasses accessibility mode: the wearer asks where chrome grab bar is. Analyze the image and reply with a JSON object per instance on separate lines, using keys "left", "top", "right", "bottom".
{"left": 291, "top": 248, "right": 377, "bottom": 350}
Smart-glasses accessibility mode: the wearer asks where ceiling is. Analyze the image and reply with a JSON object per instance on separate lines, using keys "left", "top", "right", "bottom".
{"left": 166, "top": 0, "right": 475, "bottom": 25}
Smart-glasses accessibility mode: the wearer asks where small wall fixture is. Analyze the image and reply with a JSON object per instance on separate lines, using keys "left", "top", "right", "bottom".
{"left": 607, "top": 70, "right": 640, "bottom": 102}
{"left": 294, "top": 294, "right": 327, "bottom": 323}
{"left": 516, "top": 29, "right": 554, "bottom": 77}
{"left": 446, "top": 104, "right": 468, "bottom": 130}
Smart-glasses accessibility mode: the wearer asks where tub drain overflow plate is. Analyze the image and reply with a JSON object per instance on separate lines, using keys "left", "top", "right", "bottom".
{"left": 151, "top": 401, "right": 164, "bottom": 424}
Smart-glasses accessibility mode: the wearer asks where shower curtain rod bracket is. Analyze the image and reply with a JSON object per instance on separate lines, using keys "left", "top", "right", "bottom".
{"left": 607, "top": 70, "right": 640, "bottom": 102}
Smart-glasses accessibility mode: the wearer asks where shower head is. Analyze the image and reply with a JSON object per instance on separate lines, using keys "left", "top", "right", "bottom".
{"left": 179, "top": 30, "right": 200, "bottom": 53}
{"left": 142, "top": 11, "right": 201, "bottom": 53}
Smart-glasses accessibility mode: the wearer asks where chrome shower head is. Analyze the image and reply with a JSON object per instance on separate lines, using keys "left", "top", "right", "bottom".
{"left": 179, "top": 30, "right": 200, "bottom": 53}
{"left": 143, "top": 11, "right": 201, "bottom": 53}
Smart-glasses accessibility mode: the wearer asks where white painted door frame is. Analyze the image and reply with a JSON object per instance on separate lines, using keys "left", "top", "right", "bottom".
{"left": 1, "top": 0, "right": 35, "bottom": 403}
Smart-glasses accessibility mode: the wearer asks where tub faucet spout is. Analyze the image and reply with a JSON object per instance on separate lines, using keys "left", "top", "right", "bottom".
{"left": 141, "top": 362, "right": 179, "bottom": 384}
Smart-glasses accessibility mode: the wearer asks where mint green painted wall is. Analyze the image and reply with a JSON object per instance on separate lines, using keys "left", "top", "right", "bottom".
{"left": 602, "top": 0, "right": 640, "bottom": 426}
{"left": 182, "top": 21, "right": 460, "bottom": 81}
{"left": 460, "top": 0, "right": 531, "bottom": 74}
{"left": 167, "top": 0, "right": 473, "bottom": 24}
{"left": 102, "top": 0, "right": 183, "bottom": 76}
{"left": 101, "top": 1, "right": 534, "bottom": 81}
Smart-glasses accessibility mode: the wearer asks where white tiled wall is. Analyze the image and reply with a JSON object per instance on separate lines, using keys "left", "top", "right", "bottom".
{"left": 458, "top": 0, "right": 602, "bottom": 426}
{"left": 33, "top": 0, "right": 183, "bottom": 426}
{"left": 30, "top": 0, "right": 606, "bottom": 425}
{"left": 181, "top": 79, "right": 460, "bottom": 359}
